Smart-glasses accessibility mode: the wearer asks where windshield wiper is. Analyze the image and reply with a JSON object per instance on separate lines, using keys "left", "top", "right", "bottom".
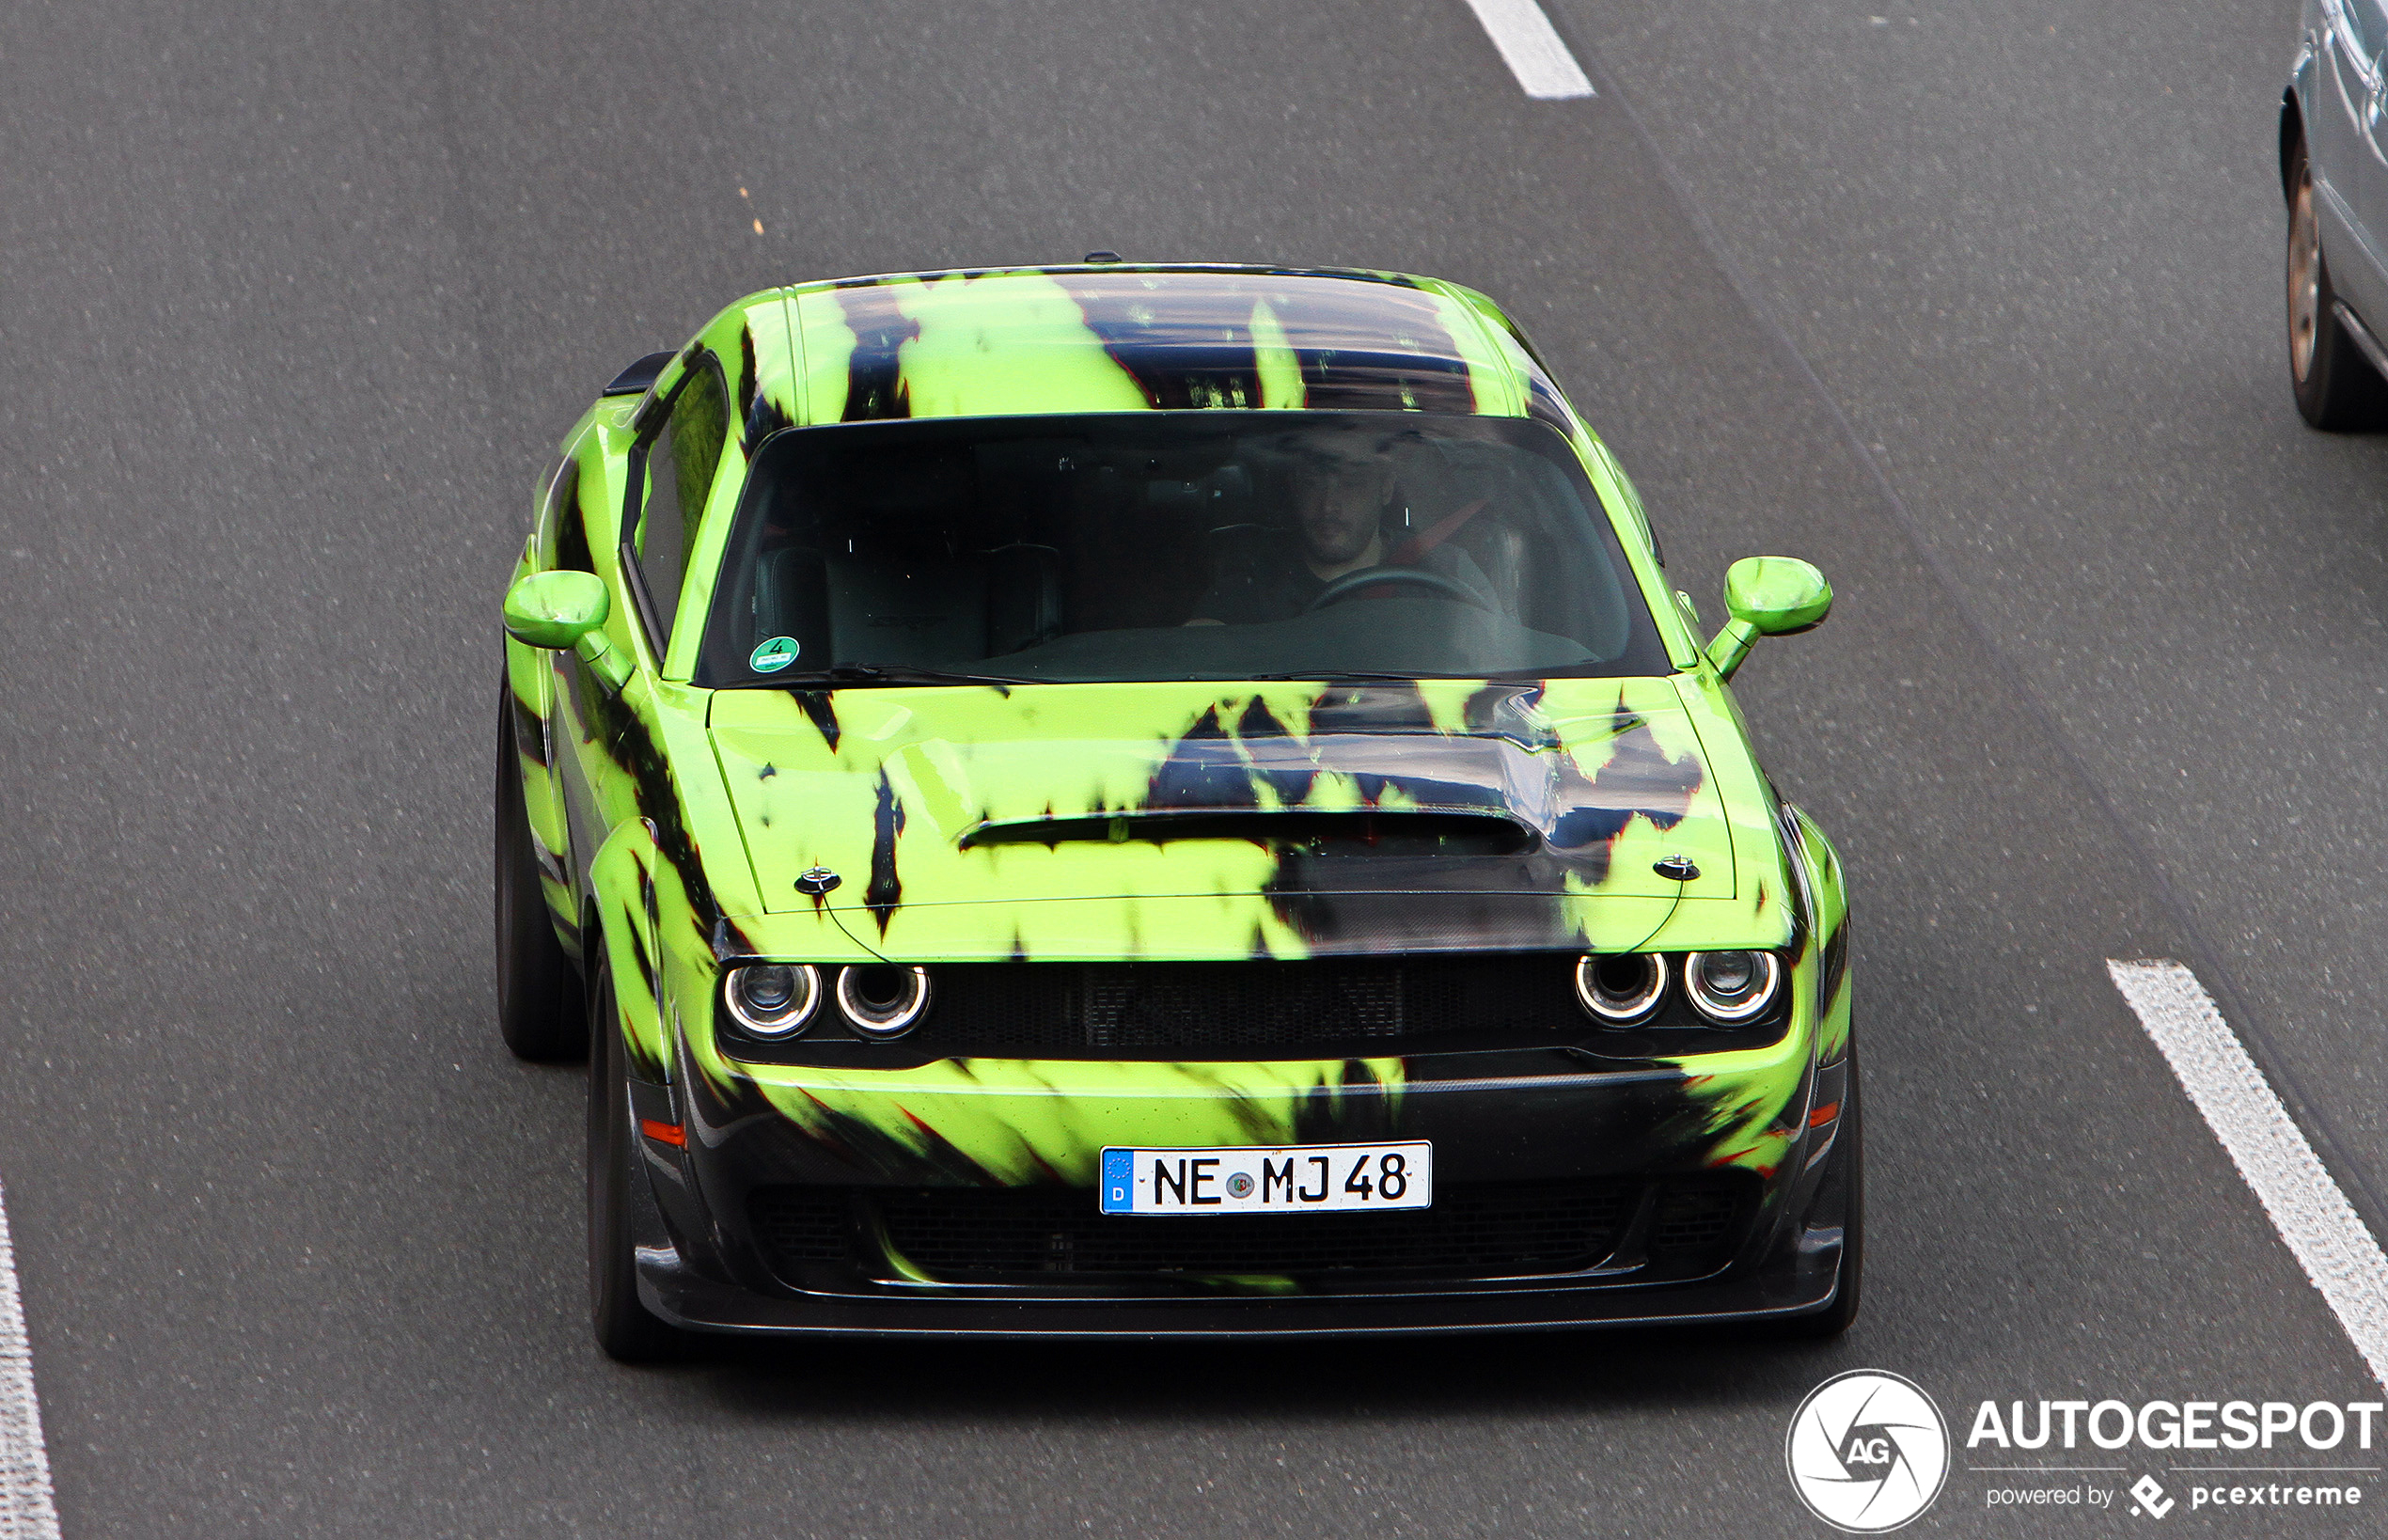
{"left": 1243, "top": 670, "right": 1454, "bottom": 684}
{"left": 1477, "top": 666, "right": 1620, "bottom": 681}
{"left": 1245, "top": 668, "right": 1626, "bottom": 684}
{"left": 787, "top": 664, "right": 1042, "bottom": 688}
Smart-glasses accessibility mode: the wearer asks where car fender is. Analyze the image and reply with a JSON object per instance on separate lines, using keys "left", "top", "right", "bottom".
{"left": 504, "top": 653, "right": 577, "bottom": 950}
{"left": 589, "top": 818, "right": 672, "bottom": 1083}
{"left": 1783, "top": 805, "right": 1851, "bottom": 1066}
{"left": 2285, "top": 36, "right": 2315, "bottom": 201}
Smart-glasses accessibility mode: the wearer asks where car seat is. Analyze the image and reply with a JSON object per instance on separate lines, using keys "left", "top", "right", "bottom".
{"left": 1385, "top": 441, "right": 1525, "bottom": 617}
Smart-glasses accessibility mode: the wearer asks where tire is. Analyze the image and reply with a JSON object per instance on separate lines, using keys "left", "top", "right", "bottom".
{"left": 1767, "top": 1052, "right": 1863, "bottom": 1341}
{"left": 587, "top": 963, "right": 685, "bottom": 1362}
{"left": 495, "top": 684, "right": 586, "bottom": 1062}
{"left": 2288, "top": 138, "right": 2387, "bottom": 431}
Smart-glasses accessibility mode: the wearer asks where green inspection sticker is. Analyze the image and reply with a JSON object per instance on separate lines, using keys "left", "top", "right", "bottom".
{"left": 749, "top": 636, "right": 801, "bottom": 673}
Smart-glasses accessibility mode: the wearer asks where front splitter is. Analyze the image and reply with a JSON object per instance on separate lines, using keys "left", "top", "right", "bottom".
{"left": 633, "top": 1227, "right": 1846, "bottom": 1340}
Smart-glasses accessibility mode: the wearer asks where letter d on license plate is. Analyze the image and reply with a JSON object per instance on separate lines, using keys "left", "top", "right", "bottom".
{"left": 1098, "top": 1141, "right": 1433, "bottom": 1215}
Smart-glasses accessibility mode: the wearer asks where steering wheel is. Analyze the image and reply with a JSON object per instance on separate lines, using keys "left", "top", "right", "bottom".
{"left": 1303, "top": 566, "right": 1491, "bottom": 613}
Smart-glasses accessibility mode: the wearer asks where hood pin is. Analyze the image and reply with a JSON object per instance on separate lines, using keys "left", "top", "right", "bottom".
{"left": 1652, "top": 855, "right": 1700, "bottom": 882}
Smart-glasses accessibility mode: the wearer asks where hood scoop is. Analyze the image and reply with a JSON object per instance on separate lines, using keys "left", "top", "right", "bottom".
{"left": 957, "top": 808, "right": 1534, "bottom": 856}
{"left": 705, "top": 679, "right": 1741, "bottom": 913}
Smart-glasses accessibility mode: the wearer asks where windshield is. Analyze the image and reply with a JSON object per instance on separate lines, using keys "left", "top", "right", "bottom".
{"left": 695, "top": 412, "right": 1672, "bottom": 685}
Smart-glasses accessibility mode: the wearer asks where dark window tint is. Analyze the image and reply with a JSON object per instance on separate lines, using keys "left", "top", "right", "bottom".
{"left": 697, "top": 412, "right": 1670, "bottom": 685}
{"left": 540, "top": 459, "right": 589, "bottom": 572}
{"left": 625, "top": 362, "right": 730, "bottom": 645}
{"left": 2341, "top": 2, "right": 2386, "bottom": 57}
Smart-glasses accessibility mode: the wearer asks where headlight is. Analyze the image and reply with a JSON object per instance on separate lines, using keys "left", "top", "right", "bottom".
{"left": 724, "top": 963, "right": 820, "bottom": 1037}
{"left": 1574, "top": 952, "right": 1668, "bottom": 1026}
{"left": 835, "top": 964, "right": 933, "bottom": 1038}
{"left": 1682, "top": 950, "right": 1783, "bottom": 1025}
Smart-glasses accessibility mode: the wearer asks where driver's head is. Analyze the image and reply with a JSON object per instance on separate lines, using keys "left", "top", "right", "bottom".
{"left": 1294, "top": 442, "right": 1393, "bottom": 565}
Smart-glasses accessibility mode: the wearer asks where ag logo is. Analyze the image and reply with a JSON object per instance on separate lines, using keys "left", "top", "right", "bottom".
{"left": 1784, "top": 1369, "right": 1950, "bottom": 1532}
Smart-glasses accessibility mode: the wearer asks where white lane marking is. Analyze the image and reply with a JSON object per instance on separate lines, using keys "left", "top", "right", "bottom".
{"left": 0, "top": 1184, "right": 58, "bottom": 1540}
{"left": 1461, "top": 0, "right": 1595, "bottom": 100}
{"left": 2109, "top": 959, "right": 2388, "bottom": 1391}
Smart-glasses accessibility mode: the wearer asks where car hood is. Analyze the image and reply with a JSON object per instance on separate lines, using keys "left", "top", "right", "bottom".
{"left": 706, "top": 677, "right": 1768, "bottom": 958}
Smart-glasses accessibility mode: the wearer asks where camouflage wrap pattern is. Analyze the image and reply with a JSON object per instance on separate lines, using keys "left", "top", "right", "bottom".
{"left": 794, "top": 268, "right": 1507, "bottom": 421}
{"left": 499, "top": 265, "right": 1853, "bottom": 1310}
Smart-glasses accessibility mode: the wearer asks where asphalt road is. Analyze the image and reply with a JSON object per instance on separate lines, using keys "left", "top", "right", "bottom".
{"left": 2, "top": 0, "right": 2380, "bottom": 1534}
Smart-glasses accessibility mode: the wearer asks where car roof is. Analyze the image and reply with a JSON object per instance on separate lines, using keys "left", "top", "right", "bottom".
{"left": 774, "top": 263, "right": 1536, "bottom": 424}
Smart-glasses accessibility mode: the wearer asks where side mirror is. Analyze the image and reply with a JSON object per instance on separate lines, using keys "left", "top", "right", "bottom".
{"left": 504, "top": 571, "right": 631, "bottom": 689}
{"left": 1706, "top": 557, "right": 1831, "bottom": 680}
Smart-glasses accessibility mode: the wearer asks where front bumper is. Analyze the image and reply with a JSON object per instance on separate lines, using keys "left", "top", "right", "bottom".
{"left": 636, "top": 1239, "right": 1848, "bottom": 1339}
{"left": 626, "top": 1047, "right": 1854, "bottom": 1339}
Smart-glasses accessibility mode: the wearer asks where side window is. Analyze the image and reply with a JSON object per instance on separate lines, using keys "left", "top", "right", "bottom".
{"left": 2333, "top": 2, "right": 2388, "bottom": 65}
{"left": 539, "top": 460, "right": 589, "bottom": 573}
{"left": 2344, "top": 3, "right": 2376, "bottom": 56}
{"left": 624, "top": 361, "right": 730, "bottom": 647}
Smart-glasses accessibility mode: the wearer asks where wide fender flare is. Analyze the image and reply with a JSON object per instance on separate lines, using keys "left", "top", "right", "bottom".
{"left": 589, "top": 819, "right": 671, "bottom": 1083}
{"left": 502, "top": 538, "right": 572, "bottom": 912}
{"left": 1784, "top": 806, "right": 1851, "bottom": 1066}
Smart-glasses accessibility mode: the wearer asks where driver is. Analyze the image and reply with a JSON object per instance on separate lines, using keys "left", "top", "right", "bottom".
{"left": 1186, "top": 444, "right": 1493, "bottom": 625}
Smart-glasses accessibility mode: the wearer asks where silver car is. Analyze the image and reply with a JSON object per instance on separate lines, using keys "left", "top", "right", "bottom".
{"left": 2284, "top": 3, "right": 2388, "bottom": 426}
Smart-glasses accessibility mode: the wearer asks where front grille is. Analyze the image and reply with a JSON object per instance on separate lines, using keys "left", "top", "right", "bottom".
{"left": 742, "top": 1179, "right": 1762, "bottom": 1285}
{"left": 864, "top": 1181, "right": 1630, "bottom": 1280}
{"left": 747, "top": 1187, "right": 852, "bottom": 1264}
{"left": 1649, "top": 1183, "right": 1741, "bottom": 1254}
{"left": 863, "top": 957, "right": 1579, "bottom": 1057}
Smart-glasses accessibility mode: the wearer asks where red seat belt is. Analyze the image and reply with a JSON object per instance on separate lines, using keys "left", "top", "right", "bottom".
{"left": 1388, "top": 496, "right": 1489, "bottom": 567}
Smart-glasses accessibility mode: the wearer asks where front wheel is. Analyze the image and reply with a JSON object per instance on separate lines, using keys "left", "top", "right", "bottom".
{"left": 2288, "top": 140, "right": 2386, "bottom": 431}
{"left": 587, "top": 964, "right": 685, "bottom": 1362}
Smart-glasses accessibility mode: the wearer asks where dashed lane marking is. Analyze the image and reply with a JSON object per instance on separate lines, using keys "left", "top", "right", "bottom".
{"left": 1461, "top": 0, "right": 1595, "bottom": 100}
{"left": 0, "top": 1183, "right": 58, "bottom": 1539}
{"left": 2109, "top": 959, "right": 2388, "bottom": 1391}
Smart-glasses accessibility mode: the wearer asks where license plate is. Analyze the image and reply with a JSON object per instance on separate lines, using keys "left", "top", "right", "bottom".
{"left": 1098, "top": 1141, "right": 1433, "bottom": 1215}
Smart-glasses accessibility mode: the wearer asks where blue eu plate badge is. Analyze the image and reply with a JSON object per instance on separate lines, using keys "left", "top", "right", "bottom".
{"left": 1101, "top": 1149, "right": 1135, "bottom": 1214}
